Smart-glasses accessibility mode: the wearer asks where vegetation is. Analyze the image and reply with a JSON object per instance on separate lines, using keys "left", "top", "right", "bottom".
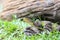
{"left": 0, "top": 19, "right": 60, "bottom": 40}
{"left": 0, "top": 0, "right": 60, "bottom": 40}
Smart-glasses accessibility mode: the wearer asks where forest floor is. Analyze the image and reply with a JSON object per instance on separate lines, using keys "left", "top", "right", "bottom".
{"left": 0, "top": 19, "right": 60, "bottom": 40}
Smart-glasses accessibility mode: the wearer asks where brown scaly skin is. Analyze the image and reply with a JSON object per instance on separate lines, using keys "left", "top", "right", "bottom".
{"left": 24, "top": 26, "right": 41, "bottom": 36}
{"left": 24, "top": 20, "right": 60, "bottom": 36}
{"left": 24, "top": 21, "right": 51, "bottom": 36}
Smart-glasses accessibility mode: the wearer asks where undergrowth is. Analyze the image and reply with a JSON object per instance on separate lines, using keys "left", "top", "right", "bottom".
{"left": 0, "top": 19, "right": 60, "bottom": 40}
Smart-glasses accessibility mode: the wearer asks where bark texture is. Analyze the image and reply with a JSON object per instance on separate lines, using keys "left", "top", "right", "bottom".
{"left": 0, "top": 0, "right": 60, "bottom": 21}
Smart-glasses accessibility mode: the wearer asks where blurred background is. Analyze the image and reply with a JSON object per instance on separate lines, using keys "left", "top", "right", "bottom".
{"left": 0, "top": 0, "right": 3, "bottom": 13}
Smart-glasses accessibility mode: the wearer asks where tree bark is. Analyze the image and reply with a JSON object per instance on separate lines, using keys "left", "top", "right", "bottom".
{"left": 0, "top": 0, "right": 60, "bottom": 22}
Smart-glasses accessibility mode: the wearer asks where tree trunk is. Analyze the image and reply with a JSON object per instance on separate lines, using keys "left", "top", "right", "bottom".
{"left": 0, "top": 0, "right": 60, "bottom": 22}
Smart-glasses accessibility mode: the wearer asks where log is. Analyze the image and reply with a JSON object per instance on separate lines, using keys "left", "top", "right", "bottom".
{"left": 0, "top": 0, "right": 60, "bottom": 22}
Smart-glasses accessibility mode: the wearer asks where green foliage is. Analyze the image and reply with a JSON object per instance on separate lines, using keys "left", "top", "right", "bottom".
{"left": 4, "top": 23, "right": 17, "bottom": 33}
{"left": 0, "top": 19, "right": 60, "bottom": 40}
